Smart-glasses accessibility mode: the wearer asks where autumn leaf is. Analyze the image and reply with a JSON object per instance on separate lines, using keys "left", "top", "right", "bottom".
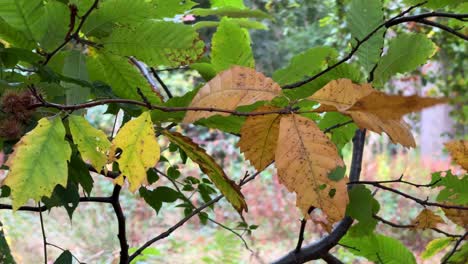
{"left": 445, "top": 140, "right": 468, "bottom": 171}
{"left": 442, "top": 207, "right": 467, "bottom": 228}
{"left": 183, "top": 66, "right": 282, "bottom": 123}
{"left": 162, "top": 130, "right": 247, "bottom": 214}
{"left": 109, "top": 112, "right": 160, "bottom": 192}
{"left": 237, "top": 106, "right": 281, "bottom": 171}
{"left": 309, "top": 79, "right": 446, "bottom": 147}
{"left": 411, "top": 209, "right": 444, "bottom": 229}
{"left": 3, "top": 117, "right": 71, "bottom": 210}
{"left": 69, "top": 115, "right": 111, "bottom": 171}
{"left": 275, "top": 114, "right": 348, "bottom": 225}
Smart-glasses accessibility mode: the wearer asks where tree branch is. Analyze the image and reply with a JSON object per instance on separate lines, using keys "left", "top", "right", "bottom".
{"left": 110, "top": 185, "right": 129, "bottom": 264}
{"left": 0, "top": 196, "right": 113, "bottom": 212}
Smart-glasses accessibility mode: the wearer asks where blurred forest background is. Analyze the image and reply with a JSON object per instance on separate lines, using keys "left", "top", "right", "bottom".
{"left": 0, "top": 0, "right": 466, "bottom": 263}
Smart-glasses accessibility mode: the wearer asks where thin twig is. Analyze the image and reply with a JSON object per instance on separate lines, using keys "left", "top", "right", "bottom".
{"left": 150, "top": 67, "right": 174, "bottom": 99}
{"left": 38, "top": 203, "right": 47, "bottom": 264}
{"left": 362, "top": 174, "right": 441, "bottom": 188}
{"left": 324, "top": 120, "right": 354, "bottom": 133}
{"left": 442, "top": 231, "right": 467, "bottom": 264}
{"left": 416, "top": 18, "right": 468, "bottom": 40}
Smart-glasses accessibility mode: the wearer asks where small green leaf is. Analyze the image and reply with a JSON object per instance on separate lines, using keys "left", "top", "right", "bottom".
{"left": 198, "top": 211, "right": 209, "bottom": 225}
{"left": 422, "top": 237, "right": 455, "bottom": 259}
{"left": 69, "top": 115, "right": 111, "bottom": 171}
{"left": 431, "top": 171, "right": 468, "bottom": 205}
{"left": 3, "top": 117, "right": 71, "bottom": 210}
{"left": 211, "top": 18, "right": 255, "bottom": 72}
{"left": 147, "top": 169, "right": 159, "bottom": 185}
{"left": 328, "top": 166, "right": 346, "bottom": 181}
{"left": 162, "top": 131, "right": 247, "bottom": 214}
{"left": 53, "top": 250, "right": 72, "bottom": 264}
{"left": 0, "top": 221, "right": 16, "bottom": 264}
{"left": 346, "top": 185, "right": 380, "bottom": 236}
{"left": 139, "top": 186, "right": 181, "bottom": 213}
{"left": 167, "top": 166, "right": 181, "bottom": 180}
{"left": 373, "top": 33, "right": 437, "bottom": 87}
{"left": 42, "top": 181, "right": 80, "bottom": 219}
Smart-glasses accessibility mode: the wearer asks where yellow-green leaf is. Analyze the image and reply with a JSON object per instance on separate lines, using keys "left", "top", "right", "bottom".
{"left": 68, "top": 115, "right": 111, "bottom": 171}
{"left": 3, "top": 117, "right": 71, "bottom": 210}
{"left": 162, "top": 130, "right": 247, "bottom": 214}
{"left": 110, "top": 112, "right": 160, "bottom": 192}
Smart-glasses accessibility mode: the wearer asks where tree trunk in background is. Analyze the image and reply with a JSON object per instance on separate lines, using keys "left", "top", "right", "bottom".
{"left": 420, "top": 104, "right": 454, "bottom": 157}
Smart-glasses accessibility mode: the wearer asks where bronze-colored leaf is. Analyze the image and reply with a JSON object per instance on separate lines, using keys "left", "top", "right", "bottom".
{"left": 411, "top": 209, "right": 445, "bottom": 229}
{"left": 445, "top": 140, "right": 468, "bottom": 171}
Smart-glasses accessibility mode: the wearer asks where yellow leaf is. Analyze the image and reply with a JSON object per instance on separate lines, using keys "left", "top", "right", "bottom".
{"left": 445, "top": 140, "right": 468, "bottom": 171}
{"left": 3, "top": 118, "right": 71, "bottom": 210}
{"left": 183, "top": 66, "right": 282, "bottom": 123}
{"left": 237, "top": 106, "right": 281, "bottom": 171}
{"left": 309, "top": 79, "right": 445, "bottom": 147}
{"left": 442, "top": 207, "right": 468, "bottom": 228}
{"left": 411, "top": 209, "right": 445, "bottom": 229}
{"left": 109, "top": 112, "right": 160, "bottom": 192}
{"left": 69, "top": 115, "right": 111, "bottom": 171}
{"left": 275, "top": 114, "right": 348, "bottom": 225}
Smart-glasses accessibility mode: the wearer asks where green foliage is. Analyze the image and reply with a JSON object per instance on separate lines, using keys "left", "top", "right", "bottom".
{"left": 0, "top": 0, "right": 46, "bottom": 42}
{"left": 42, "top": 181, "right": 80, "bottom": 219}
{"left": 139, "top": 186, "right": 182, "bottom": 213}
{"left": 53, "top": 250, "right": 72, "bottom": 264}
{"left": 373, "top": 33, "right": 437, "bottom": 87}
{"left": 422, "top": 237, "right": 455, "bottom": 259}
{"left": 340, "top": 232, "right": 417, "bottom": 264}
{"left": 431, "top": 171, "right": 468, "bottom": 205}
{"left": 151, "top": 0, "right": 197, "bottom": 19}
{"left": 345, "top": 185, "right": 380, "bottom": 236}
{"left": 62, "top": 51, "right": 90, "bottom": 108}
{"left": 347, "top": 0, "right": 384, "bottom": 74}
{"left": 211, "top": 18, "right": 255, "bottom": 72}
{"left": 0, "top": 221, "right": 15, "bottom": 264}
{"left": 318, "top": 112, "right": 357, "bottom": 151}
{"left": 443, "top": 243, "right": 468, "bottom": 264}
{"left": 190, "top": 7, "right": 271, "bottom": 19}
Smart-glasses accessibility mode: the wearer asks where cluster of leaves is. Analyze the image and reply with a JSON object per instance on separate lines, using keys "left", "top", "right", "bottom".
{"left": 0, "top": 0, "right": 466, "bottom": 263}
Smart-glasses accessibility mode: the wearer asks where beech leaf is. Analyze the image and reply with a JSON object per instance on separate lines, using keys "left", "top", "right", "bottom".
{"left": 3, "top": 117, "right": 71, "bottom": 210}
{"left": 109, "top": 112, "right": 160, "bottom": 192}
{"left": 442, "top": 207, "right": 468, "bottom": 228}
{"left": 445, "top": 140, "right": 468, "bottom": 171}
{"left": 162, "top": 130, "right": 247, "bottom": 214}
{"left": 237, "top": 106, "right": 281, "bottom": 171}
{"left": 183, "top": 66, "right": 282, "bottom": 124}
{"left": 411, "top": 209, "right": 445, "bottom": 229}
{"left": 69, "top": 115, "right": 111, "bottom": 171}
{"left": 275, "top": 114, "right": 348, "bottom": 225}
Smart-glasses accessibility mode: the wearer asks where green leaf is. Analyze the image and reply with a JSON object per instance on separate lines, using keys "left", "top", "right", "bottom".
{"left": 348, "top": 0, "right": 384, "bottom": 74}
{"left": 283, "top": 62, "right": 363, "bottom": 100}
{"left": 0, "top": 186, "right": 11, "bottom": 198}
{"left": 102, "top": 21, "right": 204, "bottom": 67}
{"left": 422, "top": 237, "right": 455, "bottom": 259}
{"left": 341, "top": 233, "right": 416, "bottom": 264}
{"left": 139, "top": 186, "right": 181, "bottom": 213}
{"left": 87, "top": 52, "right": 162, "bottom": 104}
{"left": 0, "top": 47, "right": 41, "bottom": 64}
{"left": 39, "top": 1, "right": 69, "bottom": 50}
{"left": 273, "top": 46, "right": 338, "bottom": 86}
{"left": 404, "top": 0, "right": 464, "bottom": 9}
{"left": 318, "top": 112, "right": 357, "bottom": 151}
{"left": 373, "top": 33, "right": 437, "bottom": 87}
{"left": 53, "top": 250, "right": 72, "bottom": 264}
{"left": 211, "top": 0, "right": 245, "bottom": 8}
{"left": 69, "top": 115, "right": 111, "bottom": 171}
{"left": 0, "top": 221, "right": 16, "bottom": 264}
{"left": 345, "top": 185, "right": 380, "bottom": 236}
{"left": 190, "top": 63, "right": 218, "bottom": 81}
{"left": 3, "top": 117, "right": 71, "bottom": 210}
{"left": 196, "top": 115, "right": 245, "bottom": 134}
{"left": 211, "top": 18, "right": 255, "bottom": 72}
{"left": 190, "top": 7, "right": 271, "bottom": 19}
{"left": 62, "top": 51, "right": 90, "bottom": 109}
{"left": 0, "top": 17, "right": 35, "bottom": 49}
{"left": 151, "top": 87, "right": 199, "bottom": 123}
{"left": 193, "top": 19, "right": 267, "bottom": 31}
{"left": 147, "top": 169, "right": 159, "bottom": 184}
{"left": 0, "top": 0, "right": 46, "bottom": 42}
{"left": 151, "top": 0, "right": 197, "bottom": 19}
{"left": 431, "top": 171, "right": 468, "bottom": 205}
{"left": 443, "top": 243, "right": 468, "bottom": 264}
{"left": 328, "top": 166, "right": 346, "bottom": 181}
{"left": 162, "top": 131, "right": 247, "bottom": 214}
{"left": 82, "top": 0, "right": 154, "bottom": 36}
{"left": 42, "top": 181, "right": 80, "bottom": 219}
{"left": 68, "top": 152, "right": 94, "bottom": 196}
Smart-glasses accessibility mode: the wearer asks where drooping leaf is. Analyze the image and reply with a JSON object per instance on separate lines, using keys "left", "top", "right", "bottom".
{"left": 346, "top": 185, "right": 380, "bottom": 236}
{"left": 422, "top": 237, "right": 456, "bottom": 259}
{"left": 110, "top": 112, "right": 160, "bottom": 192}
{"left": 373, "top": 33, "right": 437, "bottom": 87}
{"left": 0, "top": 221, "right": 16, "bottom": 264}
{"left": 309, "top": 79, "right": 446, "bottom": 147}
{"left": 162, "top": 130, "right": 247, "bottom": 214}
{"left": 68, "top": 115, "right": 111, "bottom": 171}
{"left": 151, "top": 0, "right": 197, "bottom": 19}
{"left": 211, "top": 18, "right": 255, "bottom": 72}
{"left": 183, "top": 66, "right": 282, "bottom": 123}
{"left": 82, "top": 0, "right": 154, "bottom": 36}
{"left": 53, "top": 250, "right": 72, "bottom": 264}
{"left": 3, "top": 117, "right": 71, "bottom": 210}
{"left": 102, "top": 21, "right": 204, "bottom": 67}
{"left": 237, "top": 106, "right": 281, "bottom": 171}
{"left": 190, "top": 7, "right": 271, "bottom": 19}
{"left": 411, "top": 209, "right": 445, "bottom": 229}
{"left": 347, "top": 0, "right": 384, "bottom": 74}
{"left": 275, "top": 114, "right": 347, "bottom": 225}
{"left": 340, "top": 232, "right": 417, "bottom": 264}
{"left": 42, "top": 181, "right": 80, "bottom": 219}
{"left": 445, "top": 140, "right": 468, "bottom": 171}
{"left": 431, "top": 171, "right": 468, "bottom": 205}
{"left": 87, "top": 52, "right": 162, "bottom": 104}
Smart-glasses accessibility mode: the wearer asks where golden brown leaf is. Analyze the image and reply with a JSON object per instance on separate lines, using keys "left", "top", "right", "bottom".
{"left": 237, "top": 106, "right": 281, "bottom": 171}
{"left": 308, "top": 79, "right": 445, "bottom": 147}
{"left": 445, "top": 140, "right": 468, "bottom": 171}
{"left": 442, "top": 207, "right": 468, "bottom": 228}
{"left": 411, "top": 209, "right": 445, "bottom": 229}
{"left": 275, "top": 114, "right": 348, "bottom": 225}
{"left": 183, "top": 66, "right": 282, "bottom": 123}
